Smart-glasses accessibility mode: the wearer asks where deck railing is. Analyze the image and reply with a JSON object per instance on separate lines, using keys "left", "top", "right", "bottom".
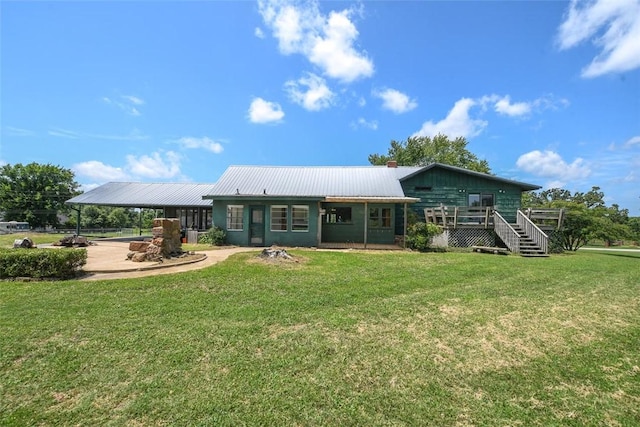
{"left": 522, "top": 208, "right": 565, "bottom": 230}
{"left": 424, "top": 206, "right": 493, "bottom": 228}
{"left": 494, "top": 211, "right": 520, "bottom": 253}
{"left": 517, "top": 210, "right": 549, "bottom": 254}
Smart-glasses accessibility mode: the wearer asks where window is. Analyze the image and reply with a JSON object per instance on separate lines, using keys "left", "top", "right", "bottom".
{"left": 271, "top": 205, "right": 288, "bottom": 231}
{"left": 292, "top": 205, "right": 309, "bottom": 231}
{"left": 468, "top": 193, "right": 494, "bottom": 207}
{"left": 326, "top": 207, "right": 352, "bottom": 224}
{"left": 369, "top": 207, "right": 392, "bottom": 228}
{"left": 227, "top": 205, "right": 244, "bottom": 231}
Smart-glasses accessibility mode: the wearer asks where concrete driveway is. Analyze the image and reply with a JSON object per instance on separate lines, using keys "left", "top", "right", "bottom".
{"left": 81, "top": 241, "right": 254, "bottom": 281}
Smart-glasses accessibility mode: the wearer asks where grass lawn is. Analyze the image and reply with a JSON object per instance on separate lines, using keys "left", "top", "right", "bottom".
{"left": 1, "top": 250, "right": 638, "bottom": 426}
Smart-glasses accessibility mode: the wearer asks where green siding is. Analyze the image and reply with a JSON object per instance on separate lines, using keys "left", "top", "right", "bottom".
{"left": 212, "top": 198, "right": 319, "bottom": 247}
{"left": 213, "top": 200, "right": 398, "bottom": 246}
{"left": 397, "top": 167, "right": 526, "bottom": 232}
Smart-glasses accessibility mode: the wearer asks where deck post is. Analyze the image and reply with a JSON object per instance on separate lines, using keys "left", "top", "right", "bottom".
{"left": 453, "top": 207, "right": 458, "bottom": 229}
{"left": 484, "top": 207, "right": 490, "bottom": 228}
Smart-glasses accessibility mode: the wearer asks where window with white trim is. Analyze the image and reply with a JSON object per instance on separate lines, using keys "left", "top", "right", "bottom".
{"left": 292, "top": 205, "right": 309, "bottom": 231}
{"left": 271, "top": 205, "right": 288, "bottom": 231}
{"left": 226, "top": 205, "right": 244, "bottom": 231}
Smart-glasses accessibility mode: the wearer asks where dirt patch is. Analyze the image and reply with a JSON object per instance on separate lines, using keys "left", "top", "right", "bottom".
{"left": 249, "top": 248, "right": 309, "bottom": 267}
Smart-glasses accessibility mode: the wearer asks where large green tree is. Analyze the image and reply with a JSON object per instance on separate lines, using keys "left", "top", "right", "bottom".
{"left": 368, "top": 134, "right": 491, "bottom": 173}
{"left": 523, "top": 186, "right": 632, "bottom": 250}
{"left": 0, "top": 163, "right": 81, "bottom": 228}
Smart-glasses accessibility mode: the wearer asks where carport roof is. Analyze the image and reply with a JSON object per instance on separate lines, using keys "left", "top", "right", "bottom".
{"left": 66, "top": 182, "right": 215, "bottom": 208}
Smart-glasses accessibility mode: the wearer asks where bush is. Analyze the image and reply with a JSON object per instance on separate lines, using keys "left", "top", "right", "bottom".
{"left": 198, "top": 226, "right": 226, "bottom": 246}
{"left": 0, "top": 248, "right": 87, "bottom": 280}
{"left": 406, "top": 222, "right": 443, "bottom": 252}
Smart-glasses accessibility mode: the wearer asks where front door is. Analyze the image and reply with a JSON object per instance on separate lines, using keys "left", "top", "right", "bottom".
{"left": 249, "top": 206, "right": 265, "bottom": 246}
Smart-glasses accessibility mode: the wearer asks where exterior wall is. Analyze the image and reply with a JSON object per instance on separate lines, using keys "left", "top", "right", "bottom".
{"left": 397, "top": 167, "right": 525, "bottom": 233}
{"left": 212, "top": 198, "right": 319, "bottom": 247}
{"left": 212, "top": 200, "right": 397, "bottom": 247}
{"left": 321, "top": 202, "right": 396, "bottom": 245}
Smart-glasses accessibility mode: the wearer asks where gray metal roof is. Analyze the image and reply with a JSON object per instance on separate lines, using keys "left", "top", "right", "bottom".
{"left": 66, "top": 182, "right": 216, "bottom": 207}
{"left": 204, "top": 166, "right": 412, "bottom": 198}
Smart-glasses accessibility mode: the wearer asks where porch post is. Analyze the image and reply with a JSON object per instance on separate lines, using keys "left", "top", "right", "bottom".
{"left": 363, "top": 201, "right": 368, "bottom": 249}
{"left": 403, "top": 203, "right": 408, "bottom": 249}
{"left": 317, "top": 201, "right": 323, "bottom": 246}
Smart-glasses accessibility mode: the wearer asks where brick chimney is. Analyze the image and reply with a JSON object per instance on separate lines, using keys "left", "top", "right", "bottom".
{"left": 387, "top": 160, "right": 398, "bottom": 168}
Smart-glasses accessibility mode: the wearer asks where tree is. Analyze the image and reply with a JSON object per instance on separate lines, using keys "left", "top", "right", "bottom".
{"left": 523, "top": 186, "right": 632, "bottom": 250}
{"left": 0, "top": 163, "right": 81, "bottom": 228}
{"left": 368, "top": 134, "right": 491, "bottom": 173}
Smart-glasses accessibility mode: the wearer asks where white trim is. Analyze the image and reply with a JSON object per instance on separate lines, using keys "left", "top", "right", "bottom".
{"left": 227, "top": 205, "right": 244, "bottom": 231}
{"left": 291, "top": 205, "right": 310, "bottom": 232}
{"left": 270, "top": 205, "right": 288, "bottom": 232}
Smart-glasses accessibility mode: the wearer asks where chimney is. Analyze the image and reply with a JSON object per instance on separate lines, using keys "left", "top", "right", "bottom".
{"left": 387, "top": 160, "right": 398, "bottom": 168}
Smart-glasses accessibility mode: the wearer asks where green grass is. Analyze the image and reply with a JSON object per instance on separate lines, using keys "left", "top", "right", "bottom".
{"left": 1, "top": 251, "right": 638, "bottom": 426}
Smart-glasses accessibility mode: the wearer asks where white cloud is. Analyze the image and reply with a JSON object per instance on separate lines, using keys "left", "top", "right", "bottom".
{"left": 254, "top": 27, "right": 265, "bottom": 39}
{"left": 248, "top": 97, "right": 285, "bottom": 124}
{"left": 103, "top": 95, "right": 144, "bottom": 116}
{"left": 126, "top": 151, "right": 182, "bottom": 179}
{"left": 4, "top": 126, "right": 35, "bottom": 136}
{"left": 479, "top": 94, "right": 568, "bottom": 118}
{"left": 624, "top": 135, "right": 640, "bottom": 147}
{"left": 413, "top": 98, "right": 487, "bottom": 139}
{"left": 48, "top": 128, "right": 148, "bottom": 141}
{"left": 121, "top": 95, "right": 144, "bottom": 105}
{"left": 258, "top": 0, "right": 373, "bottom": 83}
{"left": 557, "top": 0, "right": 640, "bottom": 77}
{"left": 48, "top": 128, "right": 80, "bottom": 139}
{"left": 285, "top": 73, "right": 334, "bottom": 111}
{"left": 177, "top": 136, "right": 224, "bottom": 153}
{"left": 493, "top": 95, "right": 531, "bottom": 117}
{"left": 516, "top": 150, "right": 591, "bottom": 186}
{"left": 73, "top": 160, "right": 130, "bottom": 181}
{"left": 351, "top": 117, "right": 378, "bottom": 130}
{"left": 373, "top": 88, "right": 417, "bottom": 114}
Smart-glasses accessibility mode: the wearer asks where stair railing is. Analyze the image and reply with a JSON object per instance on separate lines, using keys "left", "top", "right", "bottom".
{"left": 494, "top": 210, "right": 520, "bottom": 254}
{"left": 517, "top": 210, "right": 548, "bottom": 254}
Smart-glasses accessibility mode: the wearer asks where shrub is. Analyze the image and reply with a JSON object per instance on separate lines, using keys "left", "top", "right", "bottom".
{"left": 0, "top": 248, "right": 87, "bottom": 280}
{"left": 405, "top": 222, "right": 443, "bottom": 252}
{"left": 198, "top": 226, "right": 226, "bottom": 246}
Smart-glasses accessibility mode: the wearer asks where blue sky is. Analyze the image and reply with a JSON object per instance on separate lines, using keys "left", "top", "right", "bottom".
{"left": 1, "top": 0, "right": 639, "bottom": 213}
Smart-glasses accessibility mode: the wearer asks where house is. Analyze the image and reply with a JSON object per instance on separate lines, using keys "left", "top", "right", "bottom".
{"left": 67, "top": 162, "right": 553, "bottom": 253}
{"left": 202, "top": 163, "right": 544, "bottom": 250}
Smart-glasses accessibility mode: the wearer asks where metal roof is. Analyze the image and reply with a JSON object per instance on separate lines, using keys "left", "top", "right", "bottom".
{"left": 398, "top": 163, "right": 541, "bottom": 191}
{"left": 66, "top": 182, "right": 216, "bottom": 207}
{"left": 204, "top": 166, "right": 413, "bottom": 199}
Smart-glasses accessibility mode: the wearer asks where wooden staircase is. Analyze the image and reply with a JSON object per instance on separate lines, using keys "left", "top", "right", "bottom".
{"left": 511, "top": 224, "right": 548, "bottom": 257}
{"left": 494, "top": 210, "right": 550, "bottom": 257}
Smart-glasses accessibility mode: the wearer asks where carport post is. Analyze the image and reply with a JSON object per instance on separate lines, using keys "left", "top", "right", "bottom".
{"left": 139, "top": 208, "right": 143, "bottom": 236}
{"left": 76, "top": 205, "right": 81, "bottom": 236}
